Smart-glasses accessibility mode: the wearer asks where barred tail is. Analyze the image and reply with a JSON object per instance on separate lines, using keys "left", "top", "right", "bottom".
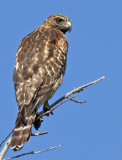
{"left": 10, "top": 112, "right": 33, "bottom": 151}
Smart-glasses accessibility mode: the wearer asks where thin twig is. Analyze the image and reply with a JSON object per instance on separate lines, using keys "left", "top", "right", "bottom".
{"left": 3, "top": 145, "right": 62, "bottom": 160}
{"left": 67, "top": 97, "right": 86, "bottom": 104}
{"left": 38, "top": 96, "right": 75, "bottom": 118}
{"left": 0, "top": 131, "right": 49, "bottom": 160}
{"left": 0, "top": 76, "right": 105, "bottom": 160}
{"left": 38, "top": 76, "right": 104, "bottom": 119}
{"left": 0, "top": 130, "right": 13, "bottom": 148}
{"left": 65, "top": 76, "right": 105, "bottom": 97}
{"left": 31, "top": 131, "right": 48, "bottom": 136}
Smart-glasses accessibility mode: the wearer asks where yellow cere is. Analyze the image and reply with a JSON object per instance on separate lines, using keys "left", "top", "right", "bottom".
{"left": 67, "top": 21, "right": 71, "bottom": 26}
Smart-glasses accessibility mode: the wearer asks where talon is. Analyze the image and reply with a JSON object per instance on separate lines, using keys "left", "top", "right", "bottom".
{"left": 50, "top": 111, "right": 54, "bottom": 115}
{"left": 34, "top": 114, "right": 44, "bottom": 130}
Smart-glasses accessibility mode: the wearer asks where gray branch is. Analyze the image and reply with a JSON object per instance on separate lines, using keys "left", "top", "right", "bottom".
{"left": 37, "top": 76, "right": 105, "bottom": 118}
{"left": 3, "top": 145, "right": 61, "bottom": 160}
{"left": 0, "top": 76, "right": 105, "bottom": 160}
{"left": 0, "top": 138, "right": 11, "bottom": 160}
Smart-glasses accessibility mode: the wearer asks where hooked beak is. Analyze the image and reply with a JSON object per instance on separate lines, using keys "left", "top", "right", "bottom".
{"left": 66, "top": 21, "right": 72, "bottom": 32}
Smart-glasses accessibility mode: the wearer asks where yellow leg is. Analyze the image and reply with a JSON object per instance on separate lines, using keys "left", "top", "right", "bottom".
{"left": 43, "top": 100, "right": 53, "bottom": 116}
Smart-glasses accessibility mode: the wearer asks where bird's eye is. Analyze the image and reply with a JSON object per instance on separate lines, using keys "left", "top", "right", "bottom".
{"left": 55, "top": 18, "right": 64, "bottom": 24}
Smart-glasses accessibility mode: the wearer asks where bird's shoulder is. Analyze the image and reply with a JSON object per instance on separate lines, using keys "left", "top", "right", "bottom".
{"left": 13, "top": 27, "right": 67, "bottom": 84}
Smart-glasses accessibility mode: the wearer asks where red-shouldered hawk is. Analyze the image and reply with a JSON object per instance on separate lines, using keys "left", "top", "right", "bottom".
{"left": 10, "top": 14, "right": 72, "bottom": 151}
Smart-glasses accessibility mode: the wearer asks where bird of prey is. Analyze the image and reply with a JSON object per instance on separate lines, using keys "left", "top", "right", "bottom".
{"left": 10, "top": 14, "right": 72, "bottom": 151}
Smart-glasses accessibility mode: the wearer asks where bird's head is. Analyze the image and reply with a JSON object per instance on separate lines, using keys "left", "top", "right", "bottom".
{"left": 44, "top": 14, "right": 72, "bottom": 33}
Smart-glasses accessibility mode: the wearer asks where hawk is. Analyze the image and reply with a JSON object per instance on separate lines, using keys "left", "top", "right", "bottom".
{"left": 10, "top": 14, "right": 72, "bottom": 151}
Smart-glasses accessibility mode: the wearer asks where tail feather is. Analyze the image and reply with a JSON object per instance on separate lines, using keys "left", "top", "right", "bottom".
{"left": 10, "top": 113, "right": 33, "bottom": 151}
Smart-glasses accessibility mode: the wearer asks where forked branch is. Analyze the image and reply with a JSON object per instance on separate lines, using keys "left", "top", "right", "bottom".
{"left": 37, "top": 76, "right": 105, "bottom": 118}
{"left": 3, "top": 145, "right": 61, "bottom": 160}
{"left": 0, "top": 76, "right": 105, "bottom": 160}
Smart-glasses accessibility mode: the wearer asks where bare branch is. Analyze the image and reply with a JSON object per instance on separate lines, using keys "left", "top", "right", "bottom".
{"left": 37, "top": 76, "right": 104, "bottom": 119}
{"left": 39, "top": 96, "right": 75, "bottom": 118}
{"left": 0, "top": 131, "right": 49, "bottom": 160}
{"left": 65, "top": 76, "right": 105, "bottom": 97}
{"left": 0, "top": 130, "right": 13, "bottom": 148}
{"left": 0, "top": 76, "right": 104, "bottom": 159}
{"left": 31, "top": 131, "right": 48, "bottom": 136}
{"left": 3, "top": 145, "right": 61, "bottom": 160}
{"left": 67, "top": 97, "right": 86, "bottom": 104}
{"left": 0, "top": 138, "right": 11, "bottom": 160}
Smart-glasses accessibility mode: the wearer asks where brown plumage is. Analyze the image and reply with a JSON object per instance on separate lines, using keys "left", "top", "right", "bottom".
{"left": 10, "top": 14, "right": 72, "bottom": 151}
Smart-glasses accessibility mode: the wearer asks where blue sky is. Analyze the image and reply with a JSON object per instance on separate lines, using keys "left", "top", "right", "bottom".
{"left": 0, "top": 0, "right": 122, "bottom": 159}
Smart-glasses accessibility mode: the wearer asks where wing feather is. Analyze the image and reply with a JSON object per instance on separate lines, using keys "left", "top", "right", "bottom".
{"left": 14, "top": 28, "right": 68, "bottom": 106}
